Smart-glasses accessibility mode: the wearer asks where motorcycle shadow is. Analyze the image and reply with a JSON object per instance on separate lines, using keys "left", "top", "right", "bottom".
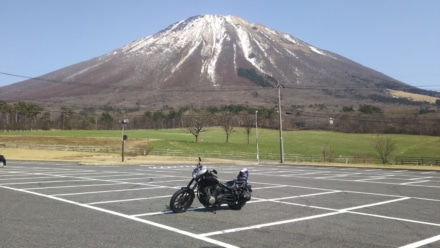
{"left": 165, "top": 205, "right": 237, "bottom": 214}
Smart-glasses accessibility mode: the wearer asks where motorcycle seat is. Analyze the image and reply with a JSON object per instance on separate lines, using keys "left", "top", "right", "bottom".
{"left": 223, "top": 180, "right": 246, "bottom": 189}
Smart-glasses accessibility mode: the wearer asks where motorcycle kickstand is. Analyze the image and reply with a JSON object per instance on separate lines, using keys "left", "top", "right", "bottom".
{"left": 209, "top": 204, "right": 217, "bottom": 214}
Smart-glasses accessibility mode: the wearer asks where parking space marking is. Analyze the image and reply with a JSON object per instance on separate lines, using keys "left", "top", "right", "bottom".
{"left": 0, "top": 179, "right": 93, "bottom": 185}
{"left": 256, "top": 170, "right": 440, "bottom": 188}
{"left": 23, "top": 182, "right": 126, "bottom": 190}
{"left": 400, "top": 180, "right": 430, "bottom": 185}
{"left": 399, "top": 234, "right": 440, "bottom": 248}
{"left": 51, "top": 186, "right": 165, "bottom": 196}
{"left": 252, "top": 190, "right": 341, "bottom": 202}
{"left": 350, "top": 211, "right": 440, "bottom": 227}
{"left": 408, "top": 177, "right": 432, "bottom": 181}
{"left": 200, "top": 211, "right": 342, "bottom": 237}
{"left": 132, "top": 210, "right": 173, "bottom": 217}
{"left": 88, "top": 195, "right": 171, "bottom": 205}
{"left": 0, "top": 175, "right": 63, "bottom": 180}
{"left": 9, "top": 171, "right": 187, "bottom": 189}
{"left": 314, "top": 173, "right": 362, "bottom": 179}
{"left": 201, "top": 196, "right": 412, "bottom": 237}
{"left": 251, "top": 185, "right": 288, "bottom": 190}
{"left": 252, "top": 181, "right": 338, "bottom": 192}
{"left": 421, "top": 171, "right": 437, "bottom": 174}
{"left": 338, "top": 197, "right": 410, "bottom": 212}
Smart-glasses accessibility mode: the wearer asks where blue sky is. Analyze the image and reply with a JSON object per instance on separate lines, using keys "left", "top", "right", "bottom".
{"left": 1, "top": 0, "right": 439, "bottom": 91}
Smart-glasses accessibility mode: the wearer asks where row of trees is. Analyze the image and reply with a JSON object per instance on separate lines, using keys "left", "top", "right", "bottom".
{"left": 1, "top": 99, "right": 440, "bottom": 136}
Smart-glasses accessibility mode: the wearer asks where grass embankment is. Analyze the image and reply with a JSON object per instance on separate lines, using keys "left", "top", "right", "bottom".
{"left": 0, "top": 128, "right": 439, "bottom": 168}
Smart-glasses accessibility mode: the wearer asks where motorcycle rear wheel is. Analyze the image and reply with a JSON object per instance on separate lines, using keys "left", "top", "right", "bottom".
{"left": 170, "top": 189, "right": 194, "bottom": 213}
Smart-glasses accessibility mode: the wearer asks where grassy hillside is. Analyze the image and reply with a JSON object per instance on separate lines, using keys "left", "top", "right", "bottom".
{"left": 388, "top": 89, "right": 440, "bottom": 104}
{"left": 1, "top": 128, "right": 439, "bottom": 163}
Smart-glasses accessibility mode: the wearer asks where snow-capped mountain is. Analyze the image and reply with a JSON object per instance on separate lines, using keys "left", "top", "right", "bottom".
{"left": 0, "top": 15, "right": 415, "bottom": 109}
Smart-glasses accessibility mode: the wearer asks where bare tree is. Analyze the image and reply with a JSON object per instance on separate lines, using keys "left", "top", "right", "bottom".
{"left": 242, "top": 114, "right": 254, "bottom": 144}
{"left": 60, "top": 106, "right": 75, "bottom": 130}
{"left": 374, "top": 135, "right": 396, "bottom": 164}
{"left": 220, "top": 112, "right": 235, "bottom": 143}
{"left": 185, "top": 115, "right": 205, "bottom": 143}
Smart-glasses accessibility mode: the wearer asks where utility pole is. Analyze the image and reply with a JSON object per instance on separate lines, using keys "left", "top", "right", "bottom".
{"left": 255, "top": 110, "right": 259, "bottom": 163}
{"left": 277, "top": 83, "right": 285, "bottom": 163}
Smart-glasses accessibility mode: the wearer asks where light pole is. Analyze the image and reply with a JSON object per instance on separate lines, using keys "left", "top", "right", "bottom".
{"left": 277, "top": 83, "right": 285, "bottom": 163}
{"left": 255, "top": 110, "right": 259, "bottom": 163}
{"left": 119, "top": 119, "right": 129, "bottom": 162}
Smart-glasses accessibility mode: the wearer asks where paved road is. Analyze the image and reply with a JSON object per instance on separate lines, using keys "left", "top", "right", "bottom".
{"left": 1, "top": 161, "right": 440, "bottom": 247}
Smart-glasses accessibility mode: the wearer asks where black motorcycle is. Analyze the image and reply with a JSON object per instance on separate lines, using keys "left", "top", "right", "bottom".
{"left": 169, "top": 158, "right": 252, "bottom": 213}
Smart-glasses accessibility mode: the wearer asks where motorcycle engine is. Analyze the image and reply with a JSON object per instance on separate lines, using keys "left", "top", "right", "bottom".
{"left": 204, "top": 185, "right": 222, "bottom": 205}
{"left": 241, "top": 190, "right": 251, "bottom": 201}
{"left": 208, "top": 196, "right": 216, "bottom": 205}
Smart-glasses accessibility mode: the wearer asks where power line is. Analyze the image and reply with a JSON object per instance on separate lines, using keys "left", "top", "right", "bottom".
{"left": 0, "top": 72, "right": 68, "bottom": 84}
{"left": 2, "top": 71, "right": 440, "bottom": 92}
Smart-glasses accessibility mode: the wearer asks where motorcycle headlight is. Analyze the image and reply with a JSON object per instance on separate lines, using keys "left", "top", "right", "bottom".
{"left": 192, "top": 166, "right": 207, "bottom": 179}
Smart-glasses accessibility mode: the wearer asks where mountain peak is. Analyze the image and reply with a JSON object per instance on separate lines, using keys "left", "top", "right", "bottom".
{"left": 114, "top": 14, "right": 330, "bottom": 87}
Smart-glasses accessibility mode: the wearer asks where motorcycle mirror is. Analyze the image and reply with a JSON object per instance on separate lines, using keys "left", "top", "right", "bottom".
{"left": 213, "top": 169, "right": 217, "bottom": 174}
{"left": 198, "top": 157, "right": 202, "bottom": 162}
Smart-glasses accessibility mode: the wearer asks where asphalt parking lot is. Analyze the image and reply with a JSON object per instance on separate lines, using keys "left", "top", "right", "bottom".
{"left": 1, "top": 161, "right": 440, "bottom": 248}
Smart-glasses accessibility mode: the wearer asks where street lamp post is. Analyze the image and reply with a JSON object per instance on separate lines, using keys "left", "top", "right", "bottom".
{"left": 119, "top": 119, "right": 129, "bottom": 162}
{"left": 255, "top": 110, "right": 259, "bottom": 163}
{"left": 277, "top": 83, "right": 285, "bottom": 163}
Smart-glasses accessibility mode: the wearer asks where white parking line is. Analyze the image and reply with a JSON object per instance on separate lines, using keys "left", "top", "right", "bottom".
{"left": 252, "top": 190, "right": 341, "bottom": 202}
{"left": 338, "top": 197, "right": 410, "bottom": 212}
{"left": 408, "top": 177, "right": 432, "bottom": 181}
{"left": 201, "top": 197, "right": 411, "bottom": 237}
{"left": 399, "top": 234, "right": 440, "bottom": 248}
{"left": 400, "top": 180, "right": 429, "bottom": 185}
{"left": 23, "top": 182, "right": 126, "bottom": 190}
{"left": 200, "top": 211, "right": 342, "bottom": 237}
{"left": 88, "top": 195, "right": 171, "bottom": 205}
{"left": 51, "top": 186, "right": 166, "bottom": 196}
{"left": 351, "top": 211, "right": 440, "bottom": 227}
{"left": 251, "top": 185, "right": 287, "bottom": 190}
{"left": 0, "top": 179, "right": 92, "bottom": 185}
{"left": 0, "top": 176, "right": 60, "bottom": 181}
{"left": 314, "top": 173, "right": 360, "bottom": 179}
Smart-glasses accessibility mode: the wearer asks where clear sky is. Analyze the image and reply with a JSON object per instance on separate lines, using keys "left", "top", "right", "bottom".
{"left": 1, "top": 0, "right": 439, "bottom": 91}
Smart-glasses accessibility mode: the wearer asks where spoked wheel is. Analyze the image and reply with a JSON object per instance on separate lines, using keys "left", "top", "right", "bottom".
{"left": 228, "top": 200, "right": 246, "bottom": 210}
{"left": 170, "top": 189, "right": 195, "bottom": 213}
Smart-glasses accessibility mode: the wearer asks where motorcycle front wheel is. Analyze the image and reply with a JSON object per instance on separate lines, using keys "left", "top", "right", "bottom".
{"left": 170, "top": 189, "right": 195, "bottom": 213}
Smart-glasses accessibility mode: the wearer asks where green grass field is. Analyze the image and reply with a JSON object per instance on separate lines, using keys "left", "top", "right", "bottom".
{"left": 1, "top": 128, "right": 439, "bottom": 163}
